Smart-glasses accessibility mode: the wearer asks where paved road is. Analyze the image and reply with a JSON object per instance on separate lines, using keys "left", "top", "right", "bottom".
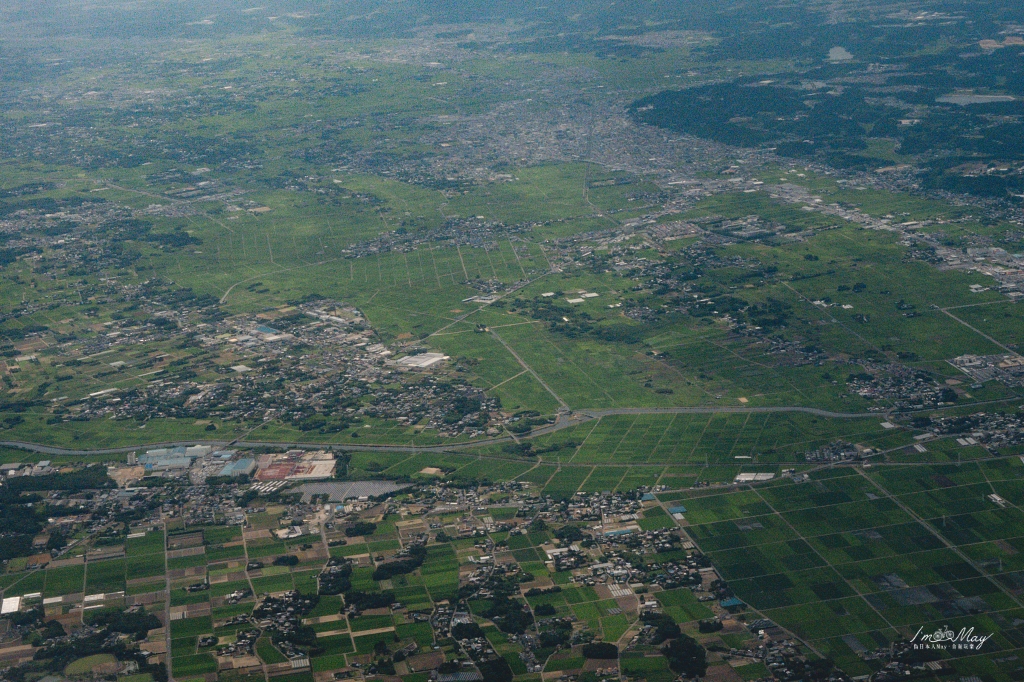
{"left": 577, "top": 406, "right": 876, "bottom": 418}
{"left": 0, "top": 405, "right": 881, "bottom": 457}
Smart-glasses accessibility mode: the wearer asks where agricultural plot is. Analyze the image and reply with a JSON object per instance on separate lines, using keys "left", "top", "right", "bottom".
{"left": 6, "top": 3, "right": 1024, "bottom": 682}
{"left": 43, "top": 564, "right": 85, "bottom": 597}
{"left": 680, "top": 462, "right": 1024, "bottom": 676}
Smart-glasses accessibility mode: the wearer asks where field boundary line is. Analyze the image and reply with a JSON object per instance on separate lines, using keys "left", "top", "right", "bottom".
{"left": 489, "top": 328, "right": 569, "bottom": 409}
{"left": 854, "top": 466, "right": 1024, "bottom": 609}
{"left": 938, "top": 306, "right": 1020, "bottom": 355}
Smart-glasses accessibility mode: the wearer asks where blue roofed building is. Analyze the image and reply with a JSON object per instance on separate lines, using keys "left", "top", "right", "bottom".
{"left": 219, "top": 459, "right": 256, "bottom": 477}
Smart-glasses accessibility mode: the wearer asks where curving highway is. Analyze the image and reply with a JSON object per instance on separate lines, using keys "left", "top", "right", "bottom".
{"left": 0, "top": 404, "right": 881, "bottom": 457}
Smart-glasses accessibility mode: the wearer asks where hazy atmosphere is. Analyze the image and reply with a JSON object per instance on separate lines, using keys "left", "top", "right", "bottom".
{"left": 1, "top": 2, "right": 1024, "bottom": 681}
